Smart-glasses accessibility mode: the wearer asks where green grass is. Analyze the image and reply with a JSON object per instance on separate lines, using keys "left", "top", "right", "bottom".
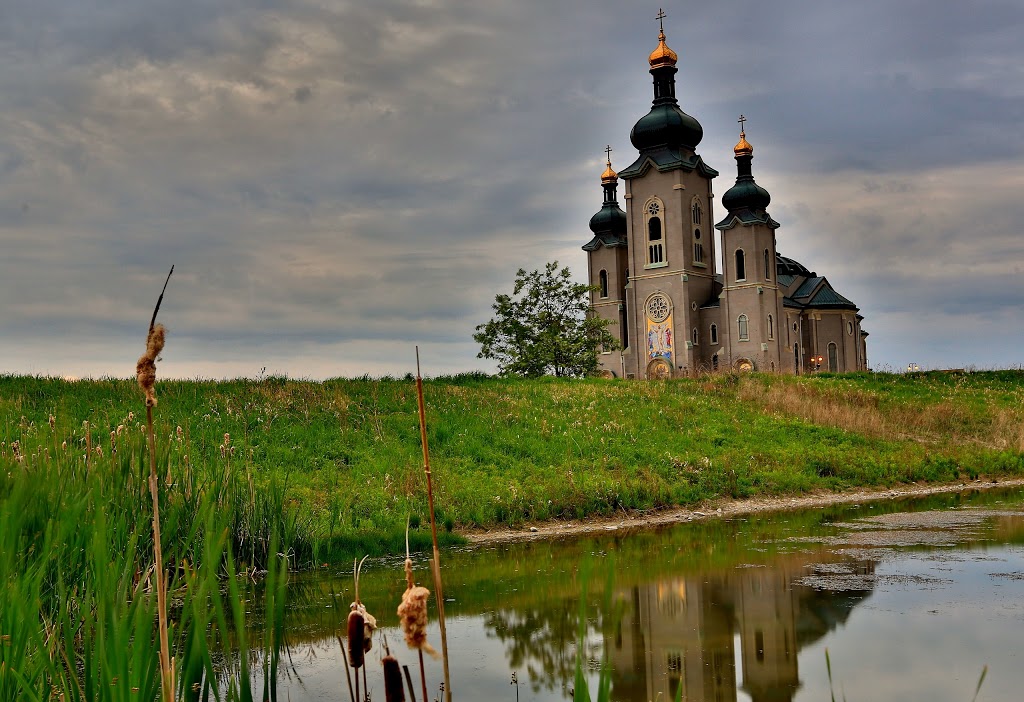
{"left": 3, "top": 370, "right": 1024, "bottom": 567}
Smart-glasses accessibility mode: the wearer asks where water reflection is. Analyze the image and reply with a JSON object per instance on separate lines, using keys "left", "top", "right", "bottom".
{"left": 259, "top": 487, "right": 1024, "bottom": 701}
{"left": 606, "top": 560, "right": 874, "bottom": 702}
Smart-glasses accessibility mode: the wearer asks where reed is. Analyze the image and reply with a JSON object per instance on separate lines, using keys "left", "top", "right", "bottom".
{"left": 137, "top": 266, "right": 174, "bottom": 702}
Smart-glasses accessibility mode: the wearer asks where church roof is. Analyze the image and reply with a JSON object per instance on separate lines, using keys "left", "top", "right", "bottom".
{"left": 789, "top": 276, "right": 858, "bottom": 310}
{"left": 776, "top": 254, "right": 814, "bottom": 277}
{"left": 806, "top": 285, "right": 857, "bottom": 309}
{"left": 792, "top": 276, "right": 825, "bottom": 298}
{"left": 582, "top": 232, "right": 627, "bottom": 251}
{"left": 618, "top": 149, "right": 719, "bottom": 180}
{"left": 715, "top": 208, "right": 780, "bottom": 231}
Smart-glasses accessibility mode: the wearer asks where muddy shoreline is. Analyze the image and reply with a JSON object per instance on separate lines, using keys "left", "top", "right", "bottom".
{"left": 460, "top": 477, "right": 1024, "bottom": 546}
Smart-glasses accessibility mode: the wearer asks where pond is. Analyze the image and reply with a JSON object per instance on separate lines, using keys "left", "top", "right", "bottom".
{"left": 251, "top": 486, "right": 1024, "bottom": 701}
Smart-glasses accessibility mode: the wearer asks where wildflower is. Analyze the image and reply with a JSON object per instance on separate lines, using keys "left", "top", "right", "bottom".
{"left": 48, "top": 415, "right": 55, "bottom": 430}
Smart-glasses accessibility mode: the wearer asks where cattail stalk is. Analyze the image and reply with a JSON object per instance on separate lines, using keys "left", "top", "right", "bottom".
{"left": 138, "top": 266, "right": 174, "bottom": 702}
{"left": 403, "top": 664, "right": 417, "bottom": 702}
{"left": 337, "top": 635, "right": 356, "bottom": 702}
{"left": 414, "top": 347, "right": 451, "bottom": 702}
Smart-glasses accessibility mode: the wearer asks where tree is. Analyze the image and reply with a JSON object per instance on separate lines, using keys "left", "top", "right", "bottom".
{"left": 473, "top": 261, "right": 619, "bottom": 377}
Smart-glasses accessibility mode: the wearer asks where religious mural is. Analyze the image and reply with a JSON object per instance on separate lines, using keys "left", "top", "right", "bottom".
{"left": 645, "top": 293, "right": 674, "bottom": 368}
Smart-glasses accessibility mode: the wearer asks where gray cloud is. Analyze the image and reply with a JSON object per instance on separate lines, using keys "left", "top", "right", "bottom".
{"left": 1, "top": 0, "right": 1022, "bottom": 377}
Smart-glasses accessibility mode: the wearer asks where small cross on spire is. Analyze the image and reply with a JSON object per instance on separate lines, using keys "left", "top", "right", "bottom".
{"left": 604, "top": 144, "right": 613, "bottom": 164}
{"left": 656, "top": 8, "right": 667, "bottom": 32}
{"left": 738, "top": 114, "right": 747, "bottom": 135}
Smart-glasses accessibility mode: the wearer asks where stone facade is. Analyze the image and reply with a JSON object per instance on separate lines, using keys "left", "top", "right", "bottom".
{"left": 583, "top": 24, "right": 867, "bottom": 378}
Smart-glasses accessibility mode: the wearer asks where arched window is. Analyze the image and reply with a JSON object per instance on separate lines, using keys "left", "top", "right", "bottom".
{"left": 691, "top": 199, "right": 705, "bottom": 265}
{"left": 599, "top": 270, "right": 609, "bottom": 298}
{"left": 767, "top": 314, "right": 774, "bottom": 340}
{"left": 692, "top": 328, "right": 698, "bottom": 346}
{"left": 645, "top": 199, "right": 665, "bottom": 266}
{"left": 735, "top": 250, "right": 746, "bottom": 281}
{"left": 764, "top": 249, "right": 771, "bottom": 280}
{"left": 828, "top": 342, "right": 838, "bottom": 372}
{"left": 848, "top": 321, "right": 854, "bottom": 335}
{"left": 738, "top": 314, "right": 749, "bottom": 341}
{"left": 710, "top": 323, "right": 718, "bottom": 345}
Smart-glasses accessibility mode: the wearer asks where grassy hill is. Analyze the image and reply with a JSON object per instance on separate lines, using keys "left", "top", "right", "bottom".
{"left": 2, "top": 370, "right": 1023, "bottom": 562}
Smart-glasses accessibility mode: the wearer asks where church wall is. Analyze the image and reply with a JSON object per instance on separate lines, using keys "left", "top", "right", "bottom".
{"left": 624, "top": 167, "right": 717, "bottom": 377}
{"left": 784, "top": 311, "right": 803, "bottom": 374}
{"left": 719, "top": 223, "right": 783, "bottom": 372}
{"left": 839, "top": 312, "right": 862, "bottom": 371}
{"left": 587, "top": 244, "right": 629, "bottom": 376}
{"left": 697, "top": 306, "right": 724, "bottom": 373}
{"left": 804, "top": 312, "right": 857, "bottom": 372}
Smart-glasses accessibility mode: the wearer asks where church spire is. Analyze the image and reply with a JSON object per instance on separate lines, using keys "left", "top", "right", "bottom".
{"left": 600, "top": 145, "right": 619, "bottom": 203}
{"left": 627, "top": 10, "right": 703, "bottom": 155}
{"left": 648, "top": 8, "right": 678, "bottom": 70}
{"left": 588, "top": 146, "right": 627, "bottom": 236}
{"left": 722, "top": 116, "right": 771, "bottom": 214}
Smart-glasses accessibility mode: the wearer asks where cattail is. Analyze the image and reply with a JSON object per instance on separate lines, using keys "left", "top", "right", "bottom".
{"left": 382, "top": 656, "right": 406, "bottom": 702}
{"left": 48, "top": 415, "right": 55, "bottom": 430}
{"left": 136, "top": 324, "right": 166, "bottom": 407}
{"left": 398, "top": 559, "right": 438, "bottom": 658}
{"left": 347, "top": 556, "right": 377, "bottom": 667}
{"left": 347, "top": 609, "right": 365, "bottom": 669}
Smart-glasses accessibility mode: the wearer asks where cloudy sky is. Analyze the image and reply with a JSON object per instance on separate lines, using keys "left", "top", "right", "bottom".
{"left": 1, "top": 0, "right": 1022, "bottom": 379}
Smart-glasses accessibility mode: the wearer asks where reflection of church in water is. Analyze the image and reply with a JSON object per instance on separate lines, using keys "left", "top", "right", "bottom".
{"left": 584, "top": 13, "right": 869, "bottom": 378}
{"left": 607, "top": 558, "right": 875, "bottom": 702}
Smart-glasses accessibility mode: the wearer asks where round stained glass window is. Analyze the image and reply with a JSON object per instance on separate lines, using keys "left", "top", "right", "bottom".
{"left": 646, "top": 293, "right": 671, "bottom": 322}
{"left": 646, "top": 201, "right": 661, "bottom": 216}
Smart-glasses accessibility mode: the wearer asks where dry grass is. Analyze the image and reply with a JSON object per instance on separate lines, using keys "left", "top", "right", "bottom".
{"left": 736, "top": 374, "right": 1024, "bottom": 450}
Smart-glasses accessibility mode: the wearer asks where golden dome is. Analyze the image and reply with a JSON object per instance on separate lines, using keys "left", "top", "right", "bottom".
{"left": 601, "top": 159, "right": 618, "bottom": 183}
{"left": 734, "top": 129, "right": 753, "bottom": 157}
{"left": 648, "top": 29, "right": 678, "bottom": 68}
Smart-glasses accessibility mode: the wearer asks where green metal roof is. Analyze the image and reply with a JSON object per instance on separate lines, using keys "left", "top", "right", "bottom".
{"left": 805, "top": 285, "right": 857, "bottom": 309}
{"left": 582, "top": 232, "right": 627, "bottom": 252}
{"left": 714, "top": 209, "right": 780, "bottom": 231}
{"left": 618, "top": 148, "right": 719, "bottom": 180}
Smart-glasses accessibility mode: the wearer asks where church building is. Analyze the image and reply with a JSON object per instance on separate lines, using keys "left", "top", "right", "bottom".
{"left": 583, "top": 17, "right": 868, "bottom": 378}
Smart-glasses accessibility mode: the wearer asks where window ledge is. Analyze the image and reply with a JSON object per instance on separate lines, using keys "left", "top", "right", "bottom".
{"left": 692, "top": 262, "right": 707, "bottom": 268}
{"left": 644, "top": 262, "right": 668, "bottom": 270}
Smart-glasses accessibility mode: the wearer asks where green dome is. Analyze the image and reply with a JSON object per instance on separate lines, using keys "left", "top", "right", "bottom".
{"left": 630, "top": 103, "right": 703, "bottom": 152}
{"left": 722, "top": 177, "right": 770, "bottom": 213}
{"left": 589, "top": 203, "right": 627, "bottom": 235}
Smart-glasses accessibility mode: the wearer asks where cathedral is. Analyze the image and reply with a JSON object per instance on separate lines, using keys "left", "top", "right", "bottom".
{"left": 583, "top": 18, "right": 868, "bottom": 378}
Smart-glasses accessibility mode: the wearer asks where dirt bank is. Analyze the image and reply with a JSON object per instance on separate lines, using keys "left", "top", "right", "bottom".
{"left": 461, "top": 477, "right": 1024, "bottom": 546}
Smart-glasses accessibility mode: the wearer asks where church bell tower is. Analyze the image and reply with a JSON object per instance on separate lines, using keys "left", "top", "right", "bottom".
{"left": 616, "top": 10, "right": 719, "bottom": 379}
